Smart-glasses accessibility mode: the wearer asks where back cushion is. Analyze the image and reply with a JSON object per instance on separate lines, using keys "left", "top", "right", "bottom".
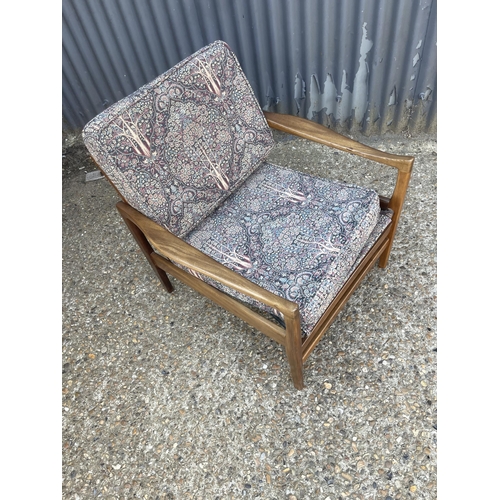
{"left": 83, "top": 40, "right": 274, "bottom": 237}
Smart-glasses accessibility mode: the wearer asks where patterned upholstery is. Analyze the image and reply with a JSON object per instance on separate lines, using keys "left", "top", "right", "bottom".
{"left": 183, "top": 163, "right": 390, "bottom": 337}
{"left": 83, "top": 40, "right": 274, "bottom": 237}
{"left": 82, "top": 40, "right": 391, "bottom": 337}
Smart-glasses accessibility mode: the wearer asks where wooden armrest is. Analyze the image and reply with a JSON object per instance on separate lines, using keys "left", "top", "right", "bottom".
{"left": 264, "top": 111, "right": 413, "bottom": 173}
{"left": 116, "top": 202, "right": 298, "bottom": 317}
{"left": 263, "top": 112, "right": 414, "bottom": 266}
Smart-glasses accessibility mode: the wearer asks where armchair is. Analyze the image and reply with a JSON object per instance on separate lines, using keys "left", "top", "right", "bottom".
{"left": 83, "top": 41, "right": 413, "bottom": 389}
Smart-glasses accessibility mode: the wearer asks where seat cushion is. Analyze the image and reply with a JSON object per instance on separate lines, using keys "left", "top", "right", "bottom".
{"left": 183, "top": 162, "right": 391, "bottom": 337}
{"left": 83, "top": 40, "right": 274, "bottom": 237}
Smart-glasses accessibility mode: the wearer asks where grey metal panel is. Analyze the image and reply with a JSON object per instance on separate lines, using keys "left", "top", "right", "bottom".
{"left": 409, "top": 0, "right": 437, "bottom": 134}
{"left": 62, "top": 0, "right": 436, "bottom": 134}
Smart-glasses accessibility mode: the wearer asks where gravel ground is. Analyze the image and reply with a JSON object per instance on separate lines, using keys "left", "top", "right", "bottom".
{"left": 62, "top": 127, "right": 437, "bottom": 499}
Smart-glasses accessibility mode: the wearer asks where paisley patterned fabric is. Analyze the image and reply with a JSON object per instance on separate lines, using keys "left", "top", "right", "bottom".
{"left": 183, "top": 163, "right": 390, "bottom": 337}
{"left": 83, "top": 40, "right": 391, "bottom": 337}
{"left": 83, "top": 40, "right": 274, "bottom": 237}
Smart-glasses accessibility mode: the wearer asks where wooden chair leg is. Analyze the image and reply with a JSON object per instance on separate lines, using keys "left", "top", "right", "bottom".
{"left": 378, "top": 230, "right": 395, "bottom": 269}
{"left": 378, "top": 168, "right": 412, "bottom": 269}
{"left": 284, "top": 308, "right": 304, "bottom": 390}
{"left": 117, "top": 205, "right": 174, "bottom": 293}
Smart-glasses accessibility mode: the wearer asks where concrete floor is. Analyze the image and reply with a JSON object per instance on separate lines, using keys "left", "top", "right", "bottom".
{"left": 62, "top": 128, "right": 437, "bottom": 499}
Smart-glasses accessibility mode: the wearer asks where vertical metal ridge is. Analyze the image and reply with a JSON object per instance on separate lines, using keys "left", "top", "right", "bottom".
{"left": 410, "top": 0, "right": 437, "bottom": 134}
{"left": 63, "top": 0, "right": 436, "bottom": 135}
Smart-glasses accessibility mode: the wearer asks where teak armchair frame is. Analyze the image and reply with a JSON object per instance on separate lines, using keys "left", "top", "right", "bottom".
{"left": 103, "top": 111, "right": 413, "bottom": 390}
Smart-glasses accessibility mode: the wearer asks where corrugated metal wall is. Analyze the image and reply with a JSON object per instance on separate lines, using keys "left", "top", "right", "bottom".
{"left": 62, "top": 0, "right": 436, "bottom": 135}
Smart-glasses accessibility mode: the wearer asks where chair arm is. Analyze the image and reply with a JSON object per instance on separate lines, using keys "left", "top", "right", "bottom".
{"left": 264, "top": 112, "right": 413, "bottom": 173}
{"left": 264, "top": 111, "right": 413, "bottom": 226}
{"left": 116, "top": 202, "right": 299, "bottom": 317}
